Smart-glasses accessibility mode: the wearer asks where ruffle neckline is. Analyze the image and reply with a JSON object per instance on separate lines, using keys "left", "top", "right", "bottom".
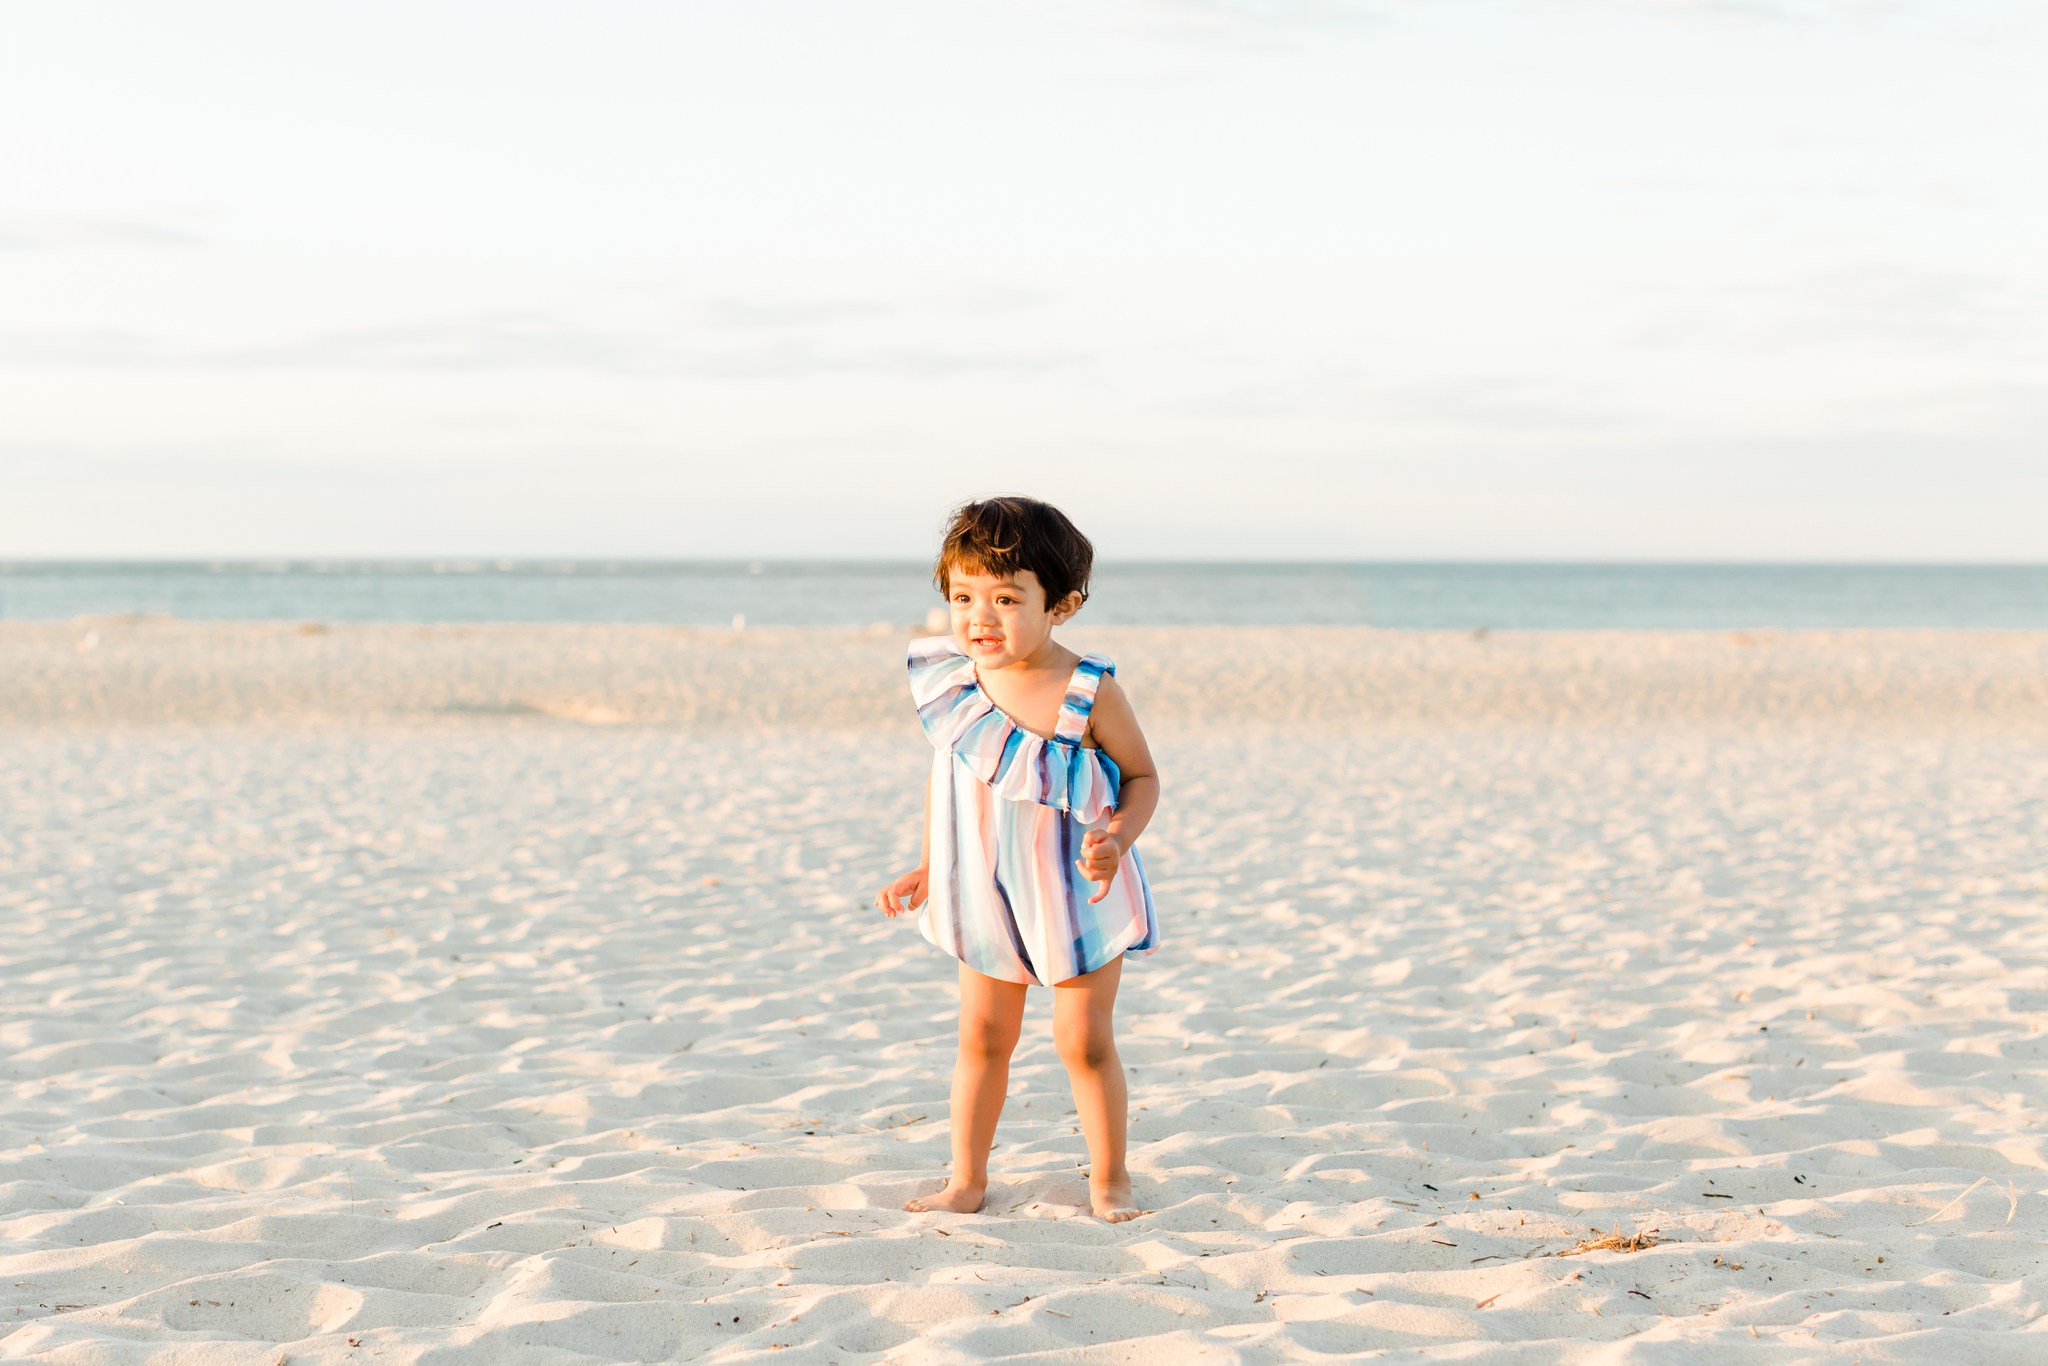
{"left": 907, "top": 635, "right": 1121, "bottom": 822}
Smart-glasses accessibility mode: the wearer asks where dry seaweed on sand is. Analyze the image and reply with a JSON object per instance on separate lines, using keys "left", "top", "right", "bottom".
{"left": 1555, "top": 1224, "right": 1661, "bottom": 1257}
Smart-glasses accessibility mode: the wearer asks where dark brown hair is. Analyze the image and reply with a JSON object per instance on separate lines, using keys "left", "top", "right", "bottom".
{"left": 932, "top": 496, "right": 1095, "bottom": 609}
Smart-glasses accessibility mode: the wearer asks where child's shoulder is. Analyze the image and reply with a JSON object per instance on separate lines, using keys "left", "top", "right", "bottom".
{"left": 1083, "top": 665, "right": 1137, "bottom": 723}
{"left": 1059, "top": 639, "right": 1114, "bottom": 671}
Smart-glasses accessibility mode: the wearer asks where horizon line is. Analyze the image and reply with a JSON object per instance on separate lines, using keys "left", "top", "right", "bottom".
{"left": 5, "top": 557, "right": 2047, "bottom": 571}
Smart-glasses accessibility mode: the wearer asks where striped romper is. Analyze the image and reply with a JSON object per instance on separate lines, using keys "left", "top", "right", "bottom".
{"left": 908, "top": 634, "right": 1160, "bottom": 986}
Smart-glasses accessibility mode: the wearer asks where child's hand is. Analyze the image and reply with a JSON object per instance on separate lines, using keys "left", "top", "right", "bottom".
{"left": 1075, "top": 830, "right": 1121, "bottom": 904}
{"left": 875, "top": 866, "right": 928, "bottom": 918}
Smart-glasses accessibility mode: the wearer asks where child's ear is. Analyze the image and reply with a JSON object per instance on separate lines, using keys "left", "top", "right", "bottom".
{"left": 1050, "top": 590, "right": 1084, "bottom": 624}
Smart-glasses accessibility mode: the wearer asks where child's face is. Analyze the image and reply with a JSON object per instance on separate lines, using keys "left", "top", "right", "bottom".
{"left": 945, "top": 564, "right": 1078, "bottom": 667}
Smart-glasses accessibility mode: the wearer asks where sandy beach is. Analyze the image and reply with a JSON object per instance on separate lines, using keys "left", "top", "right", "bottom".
{"left": 4, "top": 619, "right": 2046, "bottom": 1362}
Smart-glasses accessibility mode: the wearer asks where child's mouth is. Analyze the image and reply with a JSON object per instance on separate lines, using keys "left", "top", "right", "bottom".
{"left": 970, "top": 635, "right": 1003, "bottom": 649}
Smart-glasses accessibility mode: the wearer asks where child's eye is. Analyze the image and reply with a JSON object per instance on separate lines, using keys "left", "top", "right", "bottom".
{"left": 997, "top": 596, "right": 1015, "bottom": 605}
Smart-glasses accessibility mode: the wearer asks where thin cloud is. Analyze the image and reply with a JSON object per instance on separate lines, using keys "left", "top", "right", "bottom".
{"left": 684, "top": 285, "right": 1052, "bottom": 329}
{"left": 0, "top": 309, "right": 1089, "bottom": 378}
{"left": 687, "top": 336, "right": 1086, "bottom": 379}
{"left": 1083, "top": 0, "right": 1382, "bottom": 51}
{"left": 225, "top": 312, "right": 653, "bottom": 373}
{"left": 1749, "top": 264, "right": 2030, "bottom": 350}
{"left": 1564, "top": 0, "right": 1899, "bottom": 19}
{"left": 1092, "top": 0, "right": 1888, "bottom": 45}
{"left": 0, "top": 330, "right": 170, "bottom": 366}
{"left": 1372, "top": 374, "right": 1628, "bottom": 431}
{"left": 1621, "top": 263, "right": 2035, "bottom": 354}
{"left": 2, "top": 442, "right": 297, "bottom": 493}
{"left": 0, "top": 217, "right": 203, "bottom": 251}
{"left": 691, "top": 298, "right": 899, "bottom": 330}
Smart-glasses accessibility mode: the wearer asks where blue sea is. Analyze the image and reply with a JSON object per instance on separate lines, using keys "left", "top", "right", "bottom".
{"left": 1, "top": 561, "right": 2043, "bottom": 630}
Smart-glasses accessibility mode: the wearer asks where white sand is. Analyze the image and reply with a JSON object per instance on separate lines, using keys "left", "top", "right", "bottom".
{"left": 3, "top": 621, "right": 2046, "bottom": 1362}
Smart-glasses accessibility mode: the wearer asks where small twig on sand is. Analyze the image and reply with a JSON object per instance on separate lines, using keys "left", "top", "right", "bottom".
{"left": 1908, "top": 1177, "right": 1988, "bottom": 1228}
{"left": 1556, "top": 1224, "right": 1660, "bottom": 1257}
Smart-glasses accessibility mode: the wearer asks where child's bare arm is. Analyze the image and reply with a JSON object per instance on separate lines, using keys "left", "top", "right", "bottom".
{"left": 1090, "top": 675, "right": 1158, "bottom": 851}
{"left": 1075, "top": 676, "right": 1158, "bottom": 902}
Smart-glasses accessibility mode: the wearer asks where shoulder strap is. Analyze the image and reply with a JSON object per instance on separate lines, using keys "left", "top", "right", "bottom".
{"left": 1053, "top": 654, "right": 1114, "bottom": 743}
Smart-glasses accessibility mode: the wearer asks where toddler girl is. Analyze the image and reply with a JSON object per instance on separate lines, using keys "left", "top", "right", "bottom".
{"left": 875, "top": 496, "right": 1161, "bottom": 1223}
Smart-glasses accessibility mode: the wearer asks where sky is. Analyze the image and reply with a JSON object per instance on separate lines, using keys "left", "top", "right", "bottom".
{"left": 2, "top": 0, "right": 2042, "bottom": 561}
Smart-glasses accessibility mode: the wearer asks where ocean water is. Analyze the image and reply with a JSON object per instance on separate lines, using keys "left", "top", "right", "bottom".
{"left": 2, "top": 561, "right": 2044, "bottom": 630}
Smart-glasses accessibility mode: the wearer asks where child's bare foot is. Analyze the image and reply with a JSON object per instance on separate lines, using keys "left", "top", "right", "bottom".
{"left": 905, "top": 1180, "right": 986, "bottom": 1213}
{"left": 1090, "top": 1176, "right": 1145, "bottom": 1223}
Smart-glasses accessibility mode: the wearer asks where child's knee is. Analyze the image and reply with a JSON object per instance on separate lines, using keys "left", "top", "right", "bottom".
{"left": 959, "top": 1015, "right": 1020, "bottom": 1062}
{"left": 1054, "top": 1020, "right": 1116, "bottom": 1071}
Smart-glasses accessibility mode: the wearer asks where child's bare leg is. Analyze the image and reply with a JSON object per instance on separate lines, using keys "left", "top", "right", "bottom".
{"left": 1052, "top": 955, "right": 1144, "bottom": 1222}
{"left": 906, "top": 963, "right": 1026, "bottom": 1213}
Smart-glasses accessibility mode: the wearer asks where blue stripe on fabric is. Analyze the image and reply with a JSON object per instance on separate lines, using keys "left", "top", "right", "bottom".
{"left": 917, "top": 683, "right": 972, "bottom": 730}
{"left": 1053, "top": 657, "right": 1110, "bottom": 739}
{"left": 1127, "top": 847, "right": 1157, "bottom": 952}
{"left": 989, "top": 863, "right": 1040, "bottom": 986}
{"left": 992, "top": 724, "right": 1026, "bottom": 783}
{"left": 1061, "top": 816, "right": 1099, "bottom": 973}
